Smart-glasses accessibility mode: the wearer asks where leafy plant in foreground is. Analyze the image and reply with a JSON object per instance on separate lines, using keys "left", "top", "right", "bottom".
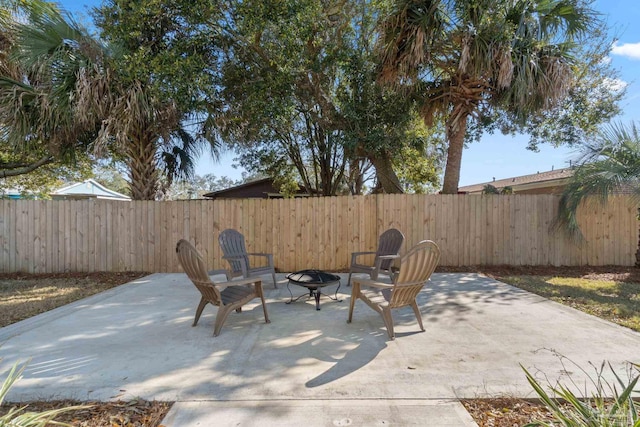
{"left": 0, "top": 359, "right": 89, "bottom": 426}
{"left": 522, "top": 359, "right": 640, "bottom": 426}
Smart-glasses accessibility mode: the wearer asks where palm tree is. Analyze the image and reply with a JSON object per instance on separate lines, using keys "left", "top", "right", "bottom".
{"left": 90, "top": 78, "right": 182, "bottom": 200}
{"left": 0, "top": 0, "right": 101, "bottom": 178}
{"left": 0, "top": 0, "right": 212, "bottom": 199}
{"left": 556, "top": 122, "right": 640, "bottom": 248}
{"left": 378, "top": 0, "right": 598, "bottom": 194}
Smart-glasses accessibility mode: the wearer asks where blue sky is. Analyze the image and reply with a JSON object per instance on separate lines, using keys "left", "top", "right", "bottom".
{"left": 61, "top": 0, "right": 640, "bottom": 187}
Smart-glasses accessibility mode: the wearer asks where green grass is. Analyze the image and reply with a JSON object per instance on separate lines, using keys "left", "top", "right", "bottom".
{"left": 497, "top": 275, "right": 640, "bottom": 332}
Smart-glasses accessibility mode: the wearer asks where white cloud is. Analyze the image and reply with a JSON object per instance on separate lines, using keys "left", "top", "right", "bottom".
{"left": 603, "top": 77, "right": 628, "bottom": 92}
{"left": 611, "top": 41, "right": 640, "bottom": 60}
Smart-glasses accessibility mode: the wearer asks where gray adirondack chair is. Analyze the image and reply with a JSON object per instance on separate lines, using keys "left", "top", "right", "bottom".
{"left": 347, "top": 228, "right": 405, "bottom": 286}
{"left": 176, "top": 239, "right": 270, "bottom": 336}
{"left": 218, "top": 229, "right": 278, "bottom": 288}
{"left": 347, "top": 240, "right": 440, "bottom": 340}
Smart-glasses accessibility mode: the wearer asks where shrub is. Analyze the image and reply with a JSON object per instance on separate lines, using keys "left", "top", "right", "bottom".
{"left": 523, "top": 359, "right": 640, "bottom": 427}
{"left": 0, "top": 359, "right": 89, "bottom": 426}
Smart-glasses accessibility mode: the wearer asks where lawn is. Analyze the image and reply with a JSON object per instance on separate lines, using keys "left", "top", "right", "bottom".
{"left": 1, "top": 267, "right": 639, "bottom": 426}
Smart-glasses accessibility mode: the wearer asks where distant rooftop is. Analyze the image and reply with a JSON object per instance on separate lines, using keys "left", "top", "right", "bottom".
{"left": 458, "top": 167, "right": 574, "bottom": 194}
{"left": 203, "top": 178, "right": 311, "bottom": 199}
{"left": 51, "top": 179, "right": 130, "bottom": 201}
{"left": 0, "top": 188, "right": 28, "bottom": 199}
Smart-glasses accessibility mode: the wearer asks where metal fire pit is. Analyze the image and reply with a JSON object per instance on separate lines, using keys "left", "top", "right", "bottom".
{"left": 286, "top": 269, "right": 342, "bottom": 310}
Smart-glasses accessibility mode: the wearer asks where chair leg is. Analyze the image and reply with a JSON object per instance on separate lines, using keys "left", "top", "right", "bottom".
{"left": 193, "top": 297, "right": 208, "bottom": 326}
{"left": 382, "top": 308, "right": 395, "bottom": 340}
{"left": 213, "top": 305, "right": 234, "bottom": 337}
{"left": 347, "top": 283, "right": 359, "bottom": 323}
{"left": 347, "top": 271, "right": 353, "bottom": 286}
{"left": 411, "top": 300, "right": 425, "bottom": 332}
{"left": 271, "top": 272, "right": 278, "bottom": 289}
{"left": 257, "top": 283, "right": 270, "bottom": 324}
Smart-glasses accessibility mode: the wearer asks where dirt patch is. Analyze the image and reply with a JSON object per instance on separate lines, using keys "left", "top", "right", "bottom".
{"left": 0, "top": 271, "right": 148, "bottom": 285}
{"left": 461, "top": 398, "right": 557, "bottom": 426}
{"left": 0, "top": 399, "right": 171, "bottom": 426}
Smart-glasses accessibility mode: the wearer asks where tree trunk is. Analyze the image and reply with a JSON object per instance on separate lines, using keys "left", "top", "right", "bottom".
{"left": 350, "top": 159, "right": 365, "bottom": 195}
{"left": 127, "top": 130, "right": 160, "bottom": 200}
{"left": 636, "top": 208, "right": 640, "bottom": 267}
{"left": 369, "top": 154, "right": 403, "bottom": 194}
{"left": 442, "top": 109, "right": 470, "bottom": 194}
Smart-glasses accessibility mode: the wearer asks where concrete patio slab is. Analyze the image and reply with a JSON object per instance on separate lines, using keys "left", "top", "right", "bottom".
{"left": 1, "top": 272, "right": 639, "bottom": 426}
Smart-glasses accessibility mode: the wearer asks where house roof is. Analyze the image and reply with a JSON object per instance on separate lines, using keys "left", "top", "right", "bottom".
{"left": 203, "top": 178, "right": 272, "bottom": 199}
{"left": 51, "top": 179, "right": 131, "bottom": 201}
{"left": 458, "top": 167, "right": 574, "bottom": 193}
{"left": 203, "top": 178, "right": 310, "bottom": 199}
{"left": 0, "top": 188, "right": 26, "bottom": 199}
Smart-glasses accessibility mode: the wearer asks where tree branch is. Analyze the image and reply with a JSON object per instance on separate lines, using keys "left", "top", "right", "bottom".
{"left": 0, "top": 155, "right": 54, "bottom": 178}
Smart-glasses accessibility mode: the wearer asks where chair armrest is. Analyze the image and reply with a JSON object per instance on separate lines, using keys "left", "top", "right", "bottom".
{"left": 351, "top": 251, "right": 376, "bottom": 264}
{"left": 374, "top": 254, "right": 400, "bottom": 267}
{"left": 215, "top": 276, "right": 263, "bottom": 289}
{"left": 248, "top": 253, "right": 274, "bottom": 266}
{"left": 222, "top": 255, "right": 245, "bottom": 260}
{"left": 352, "top": 278, "right": 394, "bottom": 289}
{"left": 376, "top": 254, "right": 400, "bottom": 260}
{"left": 248, "top": 252, "right": 273, "bottom": 259}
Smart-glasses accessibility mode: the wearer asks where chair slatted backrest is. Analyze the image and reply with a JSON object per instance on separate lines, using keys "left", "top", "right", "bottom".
{"left": 388, "top": 240, "right": 440, "bottom": 308}
{"left": 219, "top": 229, "right": 251, "bottom": 274}
{"left": 176, "top": 239, "right": 221, "bottom": 305}
{"left": 376, "top": 228, "right": 405, "bottom": 270}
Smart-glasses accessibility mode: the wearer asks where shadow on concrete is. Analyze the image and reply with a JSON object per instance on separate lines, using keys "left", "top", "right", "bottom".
{"left": 1, "top": 271, "right": 639, "bottom": 411}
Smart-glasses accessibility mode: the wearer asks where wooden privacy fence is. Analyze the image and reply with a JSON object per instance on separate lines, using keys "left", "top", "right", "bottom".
{"left": 0, "top": 194, "right": 637, "bottom": 273}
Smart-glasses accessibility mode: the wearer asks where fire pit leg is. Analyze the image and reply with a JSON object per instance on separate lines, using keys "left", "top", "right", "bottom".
{"left": 313, "top": 289, "right": 321, "bottom": 310}
{"left": 287, "top": 282, "right": 312, "bottom": 305}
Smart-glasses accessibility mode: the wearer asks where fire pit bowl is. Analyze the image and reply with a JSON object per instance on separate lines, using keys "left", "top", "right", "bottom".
{"left": 286, "top": 269, "right": 341, "bottom": 310}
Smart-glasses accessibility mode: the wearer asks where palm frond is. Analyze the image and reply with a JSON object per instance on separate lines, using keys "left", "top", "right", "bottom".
{"left": 0, "top": 0, "right": 108, "bottom": 162}
{"left": 538, "top": 0, "right": 596, "bottom": 40}
{"left": 555, "top": 121, "right": 640, "bottom": 239}
{"left": 496, "top": 46, "right": 514, "bottom": 89}
{"left": 169, "top": 127, "right": 200, "bottom": 177}
{"left": 377, "top": 0, "right": 445, "bottom": 84}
